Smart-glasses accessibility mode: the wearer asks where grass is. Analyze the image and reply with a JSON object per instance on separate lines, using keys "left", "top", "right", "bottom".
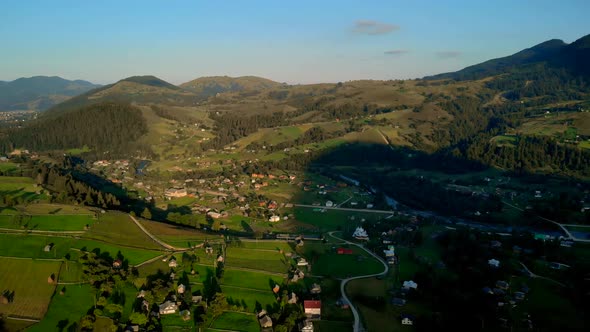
{"left": 225, "top": 248, "right": 289, "bottom": 273}
{"left": 210, "top": 312, "right": 259, "bottom": 332}
{"left": 314, "top": 320, "right": 354, "bottom": 332}
{"left": 0, "top": 162, "right": 18, "bottom": 173}
{"left": 65, "top": 145, "right": 91, "bottom": 155}
{"left": 222, "top": 269, "right": 284, "bottom": 291}
{"left": 57, "top": 261, "right": 84, "bottom": 283}
{"left": 0, "top": 257, "right": 61, "bottom": 319}
{"left": 579, "top": 140, "right": 590, "bottom": 149}
{"left": 84, "top": 212, "right": 164, "bottom": 250}
{"left": 160, "top": 312, "right": 194, "bottom": 331}
{"left": 0, "top": 176, "right": 48, "bottom": 203}
{"left": 0, "top": 214, "right": 95, "bottom": 231}
{"left": 312, "top": 248, "right": 383, "bottom": 278}
{"left": 0, "top": 234, "right": 162, "bottom": 265}
{"left": 221, "top": 286, "right": 277, "bottom": 312}
{"left": 238, "top": 240, "right": 292, "bottom": 252}
{"left": 28, "top": 284, "right": 95, "bottom": 332}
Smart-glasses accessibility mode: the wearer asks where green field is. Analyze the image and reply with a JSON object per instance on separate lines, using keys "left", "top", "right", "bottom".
{"left": 0, "top": 257, "right": 61, "bottom": 319}
{"left": 0, "top": 234, "right": 162, "bottom": 265}
{"left": 85, "top": 212, "right": 164, "bottom": 250}
{"left": 221, "top": 286, "right": 277, "bottom": 311}
{"left": 312, "top": 249, "right": 383, "bottom": 278}
{"left": 0, "top": 162, "right": 18, "bottom": 173}
{"left": 225, "top": 248, "right": 290, "bottom": 273}
{"left": 239, "top": 240, "right": 293, "bottom": 252}
{"left": 0, "top": 176, "right": 48, "bottom": 202}
{"left": 210, "top": 312, "right": 259, "bottom": 332}
{"left": 222, "top": 269, "right": 284, "bottom": 291}
{"left": 0, "top": 214, "right": 95, "bottom": 231}
{"left": 28, "top": 284, "right": 95, "bottom": 332}
{"left": 161, "top": 312, "right": 194, "bottom": 331}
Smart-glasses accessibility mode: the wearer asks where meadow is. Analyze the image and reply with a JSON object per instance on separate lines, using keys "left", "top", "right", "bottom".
{"left": 28, "top": 284, "right": 95, "bottom": 332}
{"left": 210, "top": 312, "right": 259, "bottom": 332}
{"left": 84, "top": 212, "right": 164, "bottom": 250}
{"left": 0, "top": 233, "right": 162, "bottom": 265}
{"left": 0, "top": 257, "right": 61, "bottom": 319}
{"left": 225, "top": 248, "right": 290, "bottom": 274}
{"left": 0, "top": 214, "right": 95, "bottom": 231}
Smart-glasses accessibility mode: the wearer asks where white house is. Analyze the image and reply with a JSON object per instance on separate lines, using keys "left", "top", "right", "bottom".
{"left": 168, "top": 259, "right": 178, "bottom": 268}
{"left": 177, "top": 284, "right": 186, "bottom": 294}
{"left": 352, "top": 227, "right": 369, "bottom": 240}
{"left": 488, "top": 259, "right": 500, "bottom": 268}
{"left": 325, "top": 201, "right": 334, "bottom": 207}
{"left": 401, "top": 314, "right": 415, "bottom": 325}
{"left": 269, "top": 215, "right": 281, "bottom": 222}
{"left": 402, "top": 280, "right": 418, "bottom": 290}
{"left": 159, "top": 301, "right": 178, "bottom": 315}
{"left": 297, "top": 258, "right": 309, "bottom": 266}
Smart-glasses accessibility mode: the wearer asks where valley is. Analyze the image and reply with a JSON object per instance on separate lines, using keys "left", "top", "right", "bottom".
{"left": 1, "top": 33, "right": 590, "bottom": 332}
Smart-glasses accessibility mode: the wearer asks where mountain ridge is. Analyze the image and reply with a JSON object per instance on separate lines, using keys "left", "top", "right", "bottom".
{"left": 425, "top": 34, "right": 590, "bottom": 81}
{"left": 0, "top": 76, "right": 100, "bottom": 112}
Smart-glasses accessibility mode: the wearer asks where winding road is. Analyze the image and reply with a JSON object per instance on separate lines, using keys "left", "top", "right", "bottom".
{"left": 328, "top": 232, "right": 389, "bottom": 332}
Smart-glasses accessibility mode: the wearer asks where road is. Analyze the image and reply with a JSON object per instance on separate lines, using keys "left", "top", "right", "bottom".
{"left": 128, "top": 214, "right": 179, "bottom": 250}
{"left": 502, "top": 200, "right": 590, "bottom": 243}
{"left": 293, "top": 204, "right": 396, "bottom": 215}
{"left": 329, "top": 232, "right": 389, "bottom": 332}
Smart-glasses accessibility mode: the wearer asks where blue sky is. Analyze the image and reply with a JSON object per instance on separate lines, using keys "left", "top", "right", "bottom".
{"left": 1, "top": 0, "right": 589, "bottom": 84}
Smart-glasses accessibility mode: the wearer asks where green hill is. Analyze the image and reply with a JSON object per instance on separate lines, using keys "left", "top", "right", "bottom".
{"left": 180, "top": 75, "right": 283, "bottom": 97}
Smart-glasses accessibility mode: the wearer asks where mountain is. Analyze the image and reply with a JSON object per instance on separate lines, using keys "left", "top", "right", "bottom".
{"left": 426, "top": 34, "right": 590, "bottom": 80}
{"left": 44, "top": 75, "right": 203, "bottom": 116}
{"left": 180, "top": 76, "right": 283, "bottom": 97}
{"left": 0, "top": 76, "right": 100, "bottom": 112}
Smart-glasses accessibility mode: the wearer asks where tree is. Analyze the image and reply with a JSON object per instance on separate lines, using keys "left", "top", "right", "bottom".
{"left": 129, "top": 312, "right": 148, "bottom": 325}
{"left": 141, "top": 208, "right": 152, "bottom": 220}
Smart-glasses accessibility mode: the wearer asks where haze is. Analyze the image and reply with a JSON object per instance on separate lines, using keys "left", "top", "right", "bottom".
{"left": 1, "top": 0, "right": 589, "bottom": 84}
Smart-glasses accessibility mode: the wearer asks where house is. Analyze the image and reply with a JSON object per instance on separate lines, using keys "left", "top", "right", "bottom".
{"left": 159, "top": 301, "right": 178, "bottom": 315}
{"left": 352, "top": 227, "right": 369, "bottom": 240}
{"left": 177, "top": 284, "right": 186, "bottom": 294}
{"left": 337, "top": 248, "right": 353, "bottom": 255}
{"left": 288, "top": 292, "right": 298, "bottom": 304}
{"left": 165, "top": 188, "right": 187, "bottom": 198}
{"left": 310, "top": 283, "right": 321, "bottom": 294}
{"left": 192, "top": 295, "right": 202, "bottom": 303}
{"left": 268, "top": 201, "right": 278, "bottom": 209}
{"left": 300, "top": 320, "right": 314, "bottom": 332}
{"left": 496, "top": 280, "right": 509, "bottom": 290}
{"left": 124, "top": 325, "right": 139, "bottom": 332}
{"left": 304, "top": 300, "right": 321, "bottom": 320}
{"left": 258, "top": 310, "right": 273, "bottom": 331}
{"left": 366, "top": 203, "right": 374, "bottom": 209}
{"left": 269, "top": 215, "right": 281, "bottom": 222}
{"left": 401, "top": 314, "right": 415, "bottom": 325}
{"left": 137, "top": 290, "right": 147, "bottom": 298}
{"left": 112, "top": 259, "right": 123, "bottom": 269}
{"left": 325, "top": 201, "right": 334, "bottom": 207}
{"left": 391, "top": 298, "right": 406, "bottom": 306}
{"left": 514, "top": 291, "right": 526, "bottom": 301}
{"left": 297, "top": 258, "right": 309, "bottom": 266}
{"left": 43, "top": 243, "right": 54, "bottom": 252}
{"left": 273, "top": 284, "right": 280, "bottom": 294}
{"left": 207, "top": 211, "right": 222, "bottom": 219}
{"left": 402, "top": 280, "right": 418, "bottom": 290}
{"left": 488, "top": 259, "right": 500, "bottom": 268}
{"left": 383, "top": 246, "right": 395, "bottom": 258}
{"left": 291, "top": 269, "right": 305, "bottom": 282}
{"left": 168, "top": 258, "right": 178, "bottom": 268}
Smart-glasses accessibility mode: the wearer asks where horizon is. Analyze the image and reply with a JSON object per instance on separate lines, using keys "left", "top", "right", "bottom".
{"left": 1, "top": 0, "right": 589, "bottom": 85}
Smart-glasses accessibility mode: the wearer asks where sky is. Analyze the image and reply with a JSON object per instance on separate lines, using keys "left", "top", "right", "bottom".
{"left": 1, "top": 0, "right": 589, "bottom": 85}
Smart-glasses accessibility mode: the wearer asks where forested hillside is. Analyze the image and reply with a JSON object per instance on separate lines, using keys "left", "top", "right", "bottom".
{"left": 0, "top": 102, "right": 148, "bottom": 155}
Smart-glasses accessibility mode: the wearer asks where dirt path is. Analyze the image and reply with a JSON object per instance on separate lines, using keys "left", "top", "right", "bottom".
{"left": 128, "top": 214, "right": 179, "bottom": 250}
